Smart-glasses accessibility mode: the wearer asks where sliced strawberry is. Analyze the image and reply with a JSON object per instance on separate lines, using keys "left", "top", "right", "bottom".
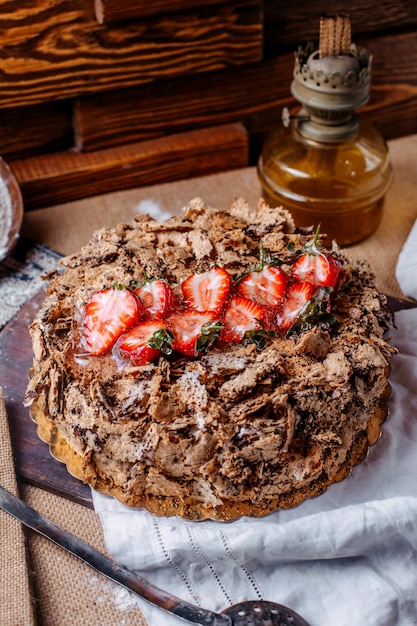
{"left": 181, "top": 267, "right": 230, "bottom": 313}
{"left": 276, "top": 281, "right": 315, "bottom": 332}
{"left": 83, "top": 287, "right": 143, "bottom": 356}
{"left": 291, "top": 226, "right": 341, "bottom": 288}
{"left": 136, "top": 278, "right": 175, "bottom": 320}
{"left": 237, "top": 265, "right": 287, "bottom": 308}
{"left": 291, "top": 252, "right": 341, "bottom": 288}
{"left": 221, "top": 296, "right": 265, "bottom": 343}
{"left": 167, "top": 310, "right": 222, "bottom": 357}
{"left": 114, "top": 320, "right": 173, "bottom": 366}
{"left": 285, "top": 286, "right": 337, "bottom": 337}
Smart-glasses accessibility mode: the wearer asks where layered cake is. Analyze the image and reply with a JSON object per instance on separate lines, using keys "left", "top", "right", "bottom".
{"left": 24, "top": 198, "right": 397, "bottom": 520}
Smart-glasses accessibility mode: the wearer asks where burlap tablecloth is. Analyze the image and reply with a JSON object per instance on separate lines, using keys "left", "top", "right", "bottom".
{"left": 0, "top": 387, "right": 36, "bottom": 626}
{"left": 1, "top": 133, "right": 417, "bottom": 625}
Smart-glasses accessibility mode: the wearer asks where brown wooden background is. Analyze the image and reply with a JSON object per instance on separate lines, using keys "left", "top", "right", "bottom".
{"left": 1, "top": 0, "right": 416, "bottom": 211}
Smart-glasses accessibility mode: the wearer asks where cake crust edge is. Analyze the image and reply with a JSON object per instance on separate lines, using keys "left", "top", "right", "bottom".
{"left": 29, "top": 383, "right": 391, "bottom": 521}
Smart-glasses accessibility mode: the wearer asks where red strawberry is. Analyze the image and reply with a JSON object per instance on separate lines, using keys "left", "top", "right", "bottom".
{"left": 114, "top": 320, "right": 173, "bottom": 366}
{"left": 221, "top": 296, "right": 265, "bottom": 343}
{"left": 83, "top": 287, "right": 143, "bottom": 356}
{"left": 181, "top": 267, "right": 230, "bottom": 313}
{"left": 167, "top": 310, "right": 222, "bottom": 357}
{"left": 136, "top": 278, "right": 175, "bottom": 319}
{"left": 276, "top": 281, "right": 315, "bottom": 332}
{"left": 237, "top": 265, "right": 287, "bottom": 308}
{"left": 291, "top": 252, "right": 340, "bottom": 288}
{"left": 291, "top": 227, "right": 341, "bottom": 288}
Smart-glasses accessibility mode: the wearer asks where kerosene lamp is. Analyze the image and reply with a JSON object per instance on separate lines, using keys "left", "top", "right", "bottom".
{"left": 257, "top": 14, "right": 392, "bottom": 246}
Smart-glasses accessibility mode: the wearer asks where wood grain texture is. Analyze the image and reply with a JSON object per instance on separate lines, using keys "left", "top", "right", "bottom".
{"left": 360, "top": 83, "right": 417, "bottom": 141}
{"left": 0, "top": 100, "right": 73, "bottom": 160}
{"left": 74, "top": 29, "right": 417, "bottom": 154}
{"left": 0, "top": 1, "right": 416, "bottom": 206}
{"left": 0, "top": 0, "right": 262, "bottom": 109}
{"left": 363, "top": 31, "right": 417, "bottom": 85}
{"left": 11, "top": 123, "right": 248, "bottom": 210}
{"left": 264, "top": 0, "right": 417, "bottom": 54}
{"left": 94, "top": 0, "right": 231, "bottom": 23}
{"left": 74, "top": 57, "right": 290, "bottom": 151}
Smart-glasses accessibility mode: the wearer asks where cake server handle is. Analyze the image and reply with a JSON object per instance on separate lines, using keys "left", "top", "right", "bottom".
{"left": 0, "top": 485, "right": 229, "bottom": 626}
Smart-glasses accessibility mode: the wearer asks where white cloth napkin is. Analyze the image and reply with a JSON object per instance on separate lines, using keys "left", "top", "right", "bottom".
{"left": 93, "top": 307, "right": 417, "bottom": 626}
{"left": 395, "top": 219, "right": 417, "bottom": 299}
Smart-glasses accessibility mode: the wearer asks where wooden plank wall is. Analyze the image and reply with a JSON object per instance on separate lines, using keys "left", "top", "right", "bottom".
{"left": 1, "top": 0, "right": 416, "bottom": 210}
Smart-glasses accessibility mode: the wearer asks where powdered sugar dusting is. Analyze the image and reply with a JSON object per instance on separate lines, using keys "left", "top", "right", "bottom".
{"left": 89, "top": 575, "right": 143, "bottom": 619}
{"left": 135, "top": 199, "right": 172, "bottom": 222}
{"left": 112, "top": 586, "right": 142, "bottom": 612}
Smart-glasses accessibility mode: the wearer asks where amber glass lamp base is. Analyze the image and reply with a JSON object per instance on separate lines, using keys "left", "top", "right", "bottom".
{"left": 257, "top": 122, "right": 393, "bottom": 247}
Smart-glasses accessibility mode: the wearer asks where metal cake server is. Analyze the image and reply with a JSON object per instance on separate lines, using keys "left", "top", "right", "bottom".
{"left": 0, "top": 485, "right": 311, "bottom": 626}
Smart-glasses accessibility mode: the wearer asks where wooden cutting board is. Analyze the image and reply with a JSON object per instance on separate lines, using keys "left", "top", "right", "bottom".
{"left": 0, "top": 290, "right": 414, "bottom": 510}
{"left": 0, "top": 289, "right": 93, "bottom": 508}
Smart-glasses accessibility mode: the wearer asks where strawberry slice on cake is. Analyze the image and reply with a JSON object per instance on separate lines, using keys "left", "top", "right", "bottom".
{"left": 181, "top": 267, "right": 230, "bottom": 313}
{"left": 114, "top": 320, "right": 173, "bottom": 366}
{"left": 168, "top": 310, "right": 222, "bottom": 357}
{"left": 83, "top": 287, "right": 143, "bottom": 356}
